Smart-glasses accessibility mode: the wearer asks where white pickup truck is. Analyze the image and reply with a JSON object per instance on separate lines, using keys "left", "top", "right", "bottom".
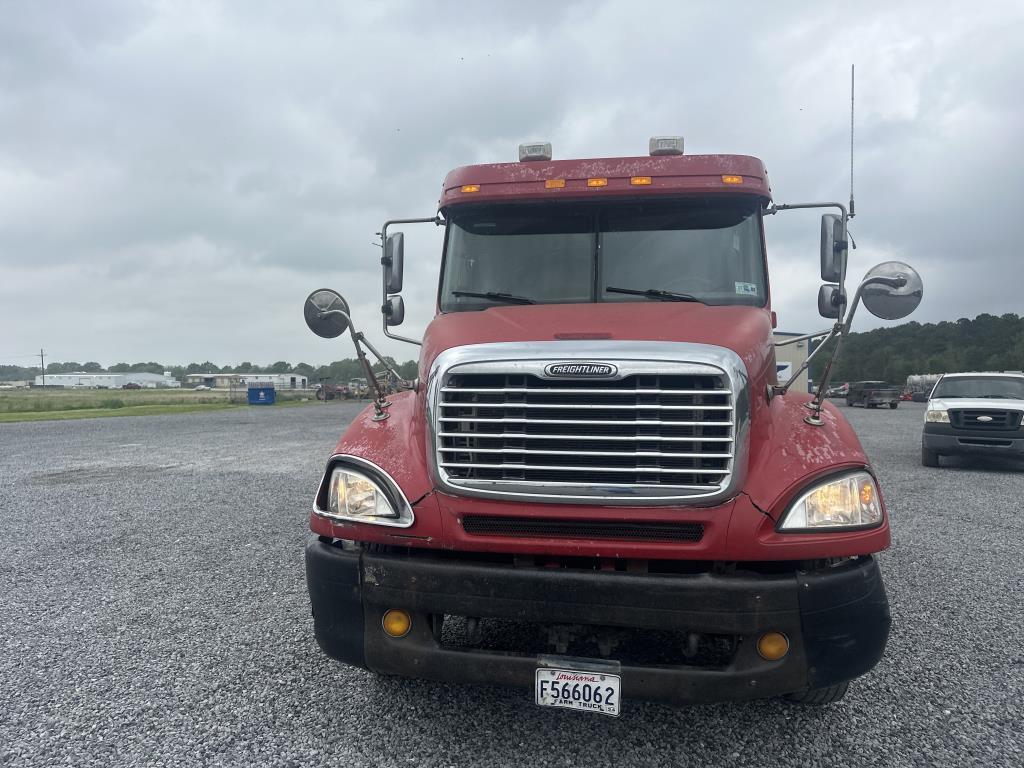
{"left": 922, "top": 372, "right": 1024, "bottom": 467}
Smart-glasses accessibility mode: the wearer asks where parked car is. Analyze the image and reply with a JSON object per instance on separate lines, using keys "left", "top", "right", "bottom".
{"left": 194, "top": 385, "right": 212, "bottom": 391}
{"left": 825, "top": 383, "right": 849, "bottom": 398}
{"left": 922, "top": 372, "right": 1024, "bottom": 467}
{"left": 121, "top": 382, "right": 142, "bottom": 390}
{"left": 846, "top": 381, "right": 900, "bottom": 409}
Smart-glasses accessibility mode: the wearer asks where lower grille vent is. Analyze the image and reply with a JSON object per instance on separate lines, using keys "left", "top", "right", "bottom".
{"left": 461, "top": 515, "right": 704, "bottom": 542}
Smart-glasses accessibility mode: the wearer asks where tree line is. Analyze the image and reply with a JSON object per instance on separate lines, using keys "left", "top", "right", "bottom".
{"left": 0, "top": 358, "right": 420, "bottom": 383}
{"left": 6, "top": 312, "right": 1021, "bottom": 386}
{"left": 808, "top": 313, "right": 1024, "bottom": 385}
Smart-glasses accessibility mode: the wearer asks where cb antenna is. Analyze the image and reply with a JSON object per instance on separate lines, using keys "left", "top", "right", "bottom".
{"left": 849, "top": 63, "right": 856, "bottom": 219}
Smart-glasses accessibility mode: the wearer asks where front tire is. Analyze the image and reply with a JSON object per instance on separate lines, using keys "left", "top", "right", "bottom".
{"left": 785, "top": 681, "right": 849, "bottom": 705}
{"left": 889, "top": 402, "right": 898, "bottom": 409}
{"left": 922, "top": 446, "right": 940, "bottom": 467}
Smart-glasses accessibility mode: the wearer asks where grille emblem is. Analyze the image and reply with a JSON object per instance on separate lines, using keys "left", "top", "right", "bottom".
{"left": 976, "top": 415, "right": 994, "bottom": 422}
{"left": 544, "top": 362, "right": 617, "bottom": 378}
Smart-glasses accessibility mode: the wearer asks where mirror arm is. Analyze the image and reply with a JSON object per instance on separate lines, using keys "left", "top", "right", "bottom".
{"left": 356, "top": 332, "right": 416, "bottom": 392}
{"left": 800, "top": 274, "right": 909, "bottom": 424}
{"left": 771, "top": 325, "right": 840, "bottom": 398}
{"left": 773, "top": 329, "right": 832, "bottom": 347}
{"left": 314, "top": 307, "right": 408, "bottom": 420}
{"left": 766, "top": 201, "right": 851, "bottom": 322}
{"left": 379, "top": 215, "right": 444, "bottom": 347}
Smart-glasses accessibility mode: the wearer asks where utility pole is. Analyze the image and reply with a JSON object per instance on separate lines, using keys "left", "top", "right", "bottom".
{"left": 39, "top": 348, "right": 45, "bottom": 387}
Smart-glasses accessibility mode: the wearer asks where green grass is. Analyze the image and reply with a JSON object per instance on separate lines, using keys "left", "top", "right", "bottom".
{"left": 0, "top": 402, "right": 243, "bottom": 423}
{"left": 0, "top": 387, "right": 321, "bottom": 423}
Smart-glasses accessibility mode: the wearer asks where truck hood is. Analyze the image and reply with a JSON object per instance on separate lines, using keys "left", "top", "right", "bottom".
{"left": 421, "top": 303, "right": 774, "bottom": 377}
{"left": 929, "top": 397, "right": 1024, "bottom": 412}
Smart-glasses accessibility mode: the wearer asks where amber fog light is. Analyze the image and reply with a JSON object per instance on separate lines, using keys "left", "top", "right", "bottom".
{"left": 757, "top": 632, "right": 790, "bottom": 661}
{"left": 382, "top": 609, "right": 412, "bottom": 638}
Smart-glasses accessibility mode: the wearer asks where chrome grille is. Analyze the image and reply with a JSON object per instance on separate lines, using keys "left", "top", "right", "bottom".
{"left": 433, "top": 353, "right": 741, "bottom": 502}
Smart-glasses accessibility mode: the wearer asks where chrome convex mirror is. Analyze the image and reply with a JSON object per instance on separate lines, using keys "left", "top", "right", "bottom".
{"left": 384, "top": 232, "right": 404, "bottom": 294}
{"left": 860, "top": 261, "right": 924, "bottom": 320}
{"left": 303, "top": 289, "right": 351, "bottom": 338}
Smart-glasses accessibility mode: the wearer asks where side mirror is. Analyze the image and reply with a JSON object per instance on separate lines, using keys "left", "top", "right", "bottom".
{"left": 820, "top": 214, "right": 846, "bottom": 282}
{"left": 303, "top": 289, "right": 351, "bottom": 338}
{"left": 817, "top": 283, "right": 844, "bottom": 319}
{"left": 383, "top": 295, "right": 405, "bottom": 326}
{"left": 384, "top": 232, "right": 404, "bottom": 294}
{"left": 860, "top": 261, "right": 924, "bottom": 320}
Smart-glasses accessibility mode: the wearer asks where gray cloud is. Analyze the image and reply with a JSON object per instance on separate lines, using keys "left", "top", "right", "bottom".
{"left": 1, "top": 0, "right": 1021, "bottom": 367}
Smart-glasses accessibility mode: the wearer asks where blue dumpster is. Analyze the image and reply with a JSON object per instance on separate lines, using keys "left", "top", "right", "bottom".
{"left": 247, "top": 385, "right": 276, "bottom": 405}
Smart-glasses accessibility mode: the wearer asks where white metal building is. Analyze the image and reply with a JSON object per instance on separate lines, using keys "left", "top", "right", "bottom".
{"left": 33, "top": 372, "right": 181, "bottom": 388}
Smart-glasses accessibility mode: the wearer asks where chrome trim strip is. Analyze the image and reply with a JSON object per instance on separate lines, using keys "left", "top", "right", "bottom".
{"left": 312, "top": 453, "right": 415, "bottom": 528}
{"left": 426, "top": 340, "right": 750, "bottom": 506}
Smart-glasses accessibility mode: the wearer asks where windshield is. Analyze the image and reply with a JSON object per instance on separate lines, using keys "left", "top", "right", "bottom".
{"left": 932, "top": 376, "right": 1024, "bottom": 400}
{"left": 439, "top": 200, "right": 766, "bottom": 311}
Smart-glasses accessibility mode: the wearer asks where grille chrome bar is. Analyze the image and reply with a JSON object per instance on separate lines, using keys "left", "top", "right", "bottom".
{"left": 439, "top": 447, "right": 733, "bottom": 458}
{"left": 441, "top": 387, "right": 728, "bottom": 396}
{"left": 439, "top": 417, "right": 733, "bottom": 426}
{"left": 440, "top": 462, "right": 731, "bottom": 474}
{"left": 428, "top": 341, "right": 749, "bottom": 505}
{"left": 440, "top": 402, "right": 733, "bottom": 411}
{"left": 437, "top": 432, "right": 735, "bottom": 442}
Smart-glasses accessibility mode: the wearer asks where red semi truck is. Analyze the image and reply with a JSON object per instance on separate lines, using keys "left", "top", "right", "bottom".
{"left": 301, "top": 138, "right": 923, "bottom": 713}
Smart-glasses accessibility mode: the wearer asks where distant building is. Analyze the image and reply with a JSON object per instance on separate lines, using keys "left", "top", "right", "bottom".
{"left": 183, "top": 372, "right": 308, "bottom": 389}
{"left": 33, "top": 372, "right": 181, "bottom": 389}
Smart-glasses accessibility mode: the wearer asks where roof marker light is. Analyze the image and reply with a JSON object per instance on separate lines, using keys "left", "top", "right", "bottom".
{"left": 519, "top": 142, "right": 552, "bottom": 162}
{"left": 460, "top": 184, "right": 480, "bottom": 193}
{"left": 721, "top": 175, "right": 743, "bottom": 185}
{"left": 544, "top": 179, "right": 566, "bottom": 189}
{"left": 630, "top": 176, "right": 652, "bottom": 185}
{"left": 587, "top": 178, "right": 608, "bottom": 187}
{"left": 649, "top": 136, "right": 684, "bottom": 156}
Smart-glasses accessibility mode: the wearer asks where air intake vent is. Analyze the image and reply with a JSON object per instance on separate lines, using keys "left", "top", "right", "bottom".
{"left": 462, "top": 515, "right": 704, "bottom": 542}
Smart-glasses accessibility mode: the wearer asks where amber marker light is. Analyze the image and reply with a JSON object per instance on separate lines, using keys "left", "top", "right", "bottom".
{"left": 757, "top": 631, "right": 790, "bottom": 661}
{"left": 587, "top": 178, "right": 608, "bottom": 187}
{"left": 544, "top": 179, "right": 566, "bottom": 189}
{"left": 630, "top": 176, "right": 652, "bottom": 185}
{"left": 460, "top": 184, "right": 480, "bottom": 193}
{"left": 860, "top": 480, "right": 875, "bottom": 506}
{"left": 382, "top": 609, "right": 412, "bottom": 638}
{"left": 721, "top": 175, "right": 743, "bottom": 184}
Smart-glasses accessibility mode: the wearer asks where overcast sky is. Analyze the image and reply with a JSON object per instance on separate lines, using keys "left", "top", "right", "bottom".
{"left": 2, "top": 0, "right": 1022, "bottom": 368}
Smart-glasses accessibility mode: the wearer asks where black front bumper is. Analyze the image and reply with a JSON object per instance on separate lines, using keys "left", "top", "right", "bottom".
{"left": 305, "top": 537, "right": 890, "bottom": 704}
{"left": 923, "top": 423, "right": 1024, "bottom": 456}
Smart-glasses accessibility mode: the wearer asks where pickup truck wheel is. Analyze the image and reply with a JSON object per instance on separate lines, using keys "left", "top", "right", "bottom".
{"left": 785, "top": 681, "right": 849, "bottom": 705}
{"left": 922, "top": 446, "right": 940, "bottom": 467}
{"left": 889, "top": 402, "right": 898, "bottom": 409}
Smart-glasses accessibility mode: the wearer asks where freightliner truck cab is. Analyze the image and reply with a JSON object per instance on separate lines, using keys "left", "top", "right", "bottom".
{"left": 301, "top": 138, "right": 923, "bottom": 713}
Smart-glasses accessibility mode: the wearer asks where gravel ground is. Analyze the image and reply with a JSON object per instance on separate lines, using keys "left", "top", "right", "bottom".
{"left": 1, "top": 401, "right": 1022, "bottom": 767}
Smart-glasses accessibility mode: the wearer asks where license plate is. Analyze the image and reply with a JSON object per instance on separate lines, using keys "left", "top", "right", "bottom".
{"left": 535, "top": 667, "right": 621, "bottom": 716}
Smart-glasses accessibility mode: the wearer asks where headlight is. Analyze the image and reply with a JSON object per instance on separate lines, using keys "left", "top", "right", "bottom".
{"left": 925, "top": 409, "right": 949, "bottom": 423}
{"left": 778, "top": 471, "right": 883, "bottom": 531}
{"left": 329, "top": 467, "right": 396, "bottom": 519}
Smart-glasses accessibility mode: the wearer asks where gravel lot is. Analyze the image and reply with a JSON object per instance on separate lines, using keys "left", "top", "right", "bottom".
{"left": 1, "top": 401, "right": 1022, "bottom": 767}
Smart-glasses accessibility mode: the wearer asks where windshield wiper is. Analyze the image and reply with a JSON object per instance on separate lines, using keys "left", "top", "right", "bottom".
{"left": 605, "top": 286, "right": 704, "bottom": 303}
{"left": 451, "top": 290, "right": 535, "bottom": 305}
